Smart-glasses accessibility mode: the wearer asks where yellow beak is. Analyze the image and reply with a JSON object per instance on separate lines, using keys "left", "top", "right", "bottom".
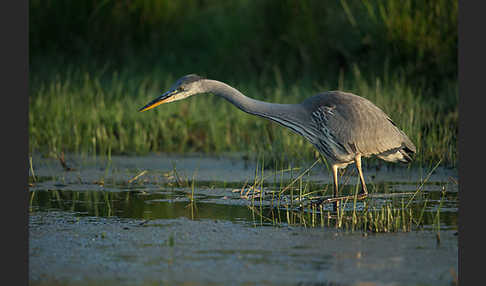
{"left": 138, "top": 89, "right": 177, "bottom": 112}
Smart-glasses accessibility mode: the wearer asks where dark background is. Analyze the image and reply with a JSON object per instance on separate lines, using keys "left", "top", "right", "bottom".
{"left": 30, "top": 0, "right": 457, "bottom": 94}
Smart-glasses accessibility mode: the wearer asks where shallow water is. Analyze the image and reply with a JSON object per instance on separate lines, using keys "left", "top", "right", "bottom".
{"left": 29, "top": 153, "right": 458, "bottom": 286}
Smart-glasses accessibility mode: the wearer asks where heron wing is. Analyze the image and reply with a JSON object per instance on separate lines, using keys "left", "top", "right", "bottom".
{"left": 305, "top": 91, "right": 415, "bottom": 161}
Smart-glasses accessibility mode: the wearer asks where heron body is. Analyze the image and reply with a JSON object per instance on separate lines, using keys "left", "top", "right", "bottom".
{"left": 140, "top": 74, "right": 416, "bottom": 208}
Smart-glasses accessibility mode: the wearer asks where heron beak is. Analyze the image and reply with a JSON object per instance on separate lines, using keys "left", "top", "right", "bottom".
{"left": 138, "top": 88, "right": 179, "bottom": 112}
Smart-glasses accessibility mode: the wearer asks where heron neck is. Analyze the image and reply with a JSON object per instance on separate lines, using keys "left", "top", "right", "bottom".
{"left": 202, "top": 79, "right": 296, "bottom": 119}
{"left": 201, "top": 79, "right": 311, "bottom": 140}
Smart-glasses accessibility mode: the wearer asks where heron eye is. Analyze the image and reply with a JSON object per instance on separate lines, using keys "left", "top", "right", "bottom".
{"left": 178, "top": 87, "right": 185, "bottom": 92}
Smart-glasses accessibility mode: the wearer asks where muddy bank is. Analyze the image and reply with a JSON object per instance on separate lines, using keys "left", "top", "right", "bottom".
{"left": 30, "top": 153, "right": 458, "bottom": 185}
{"left": 29, "top": 153, "right": 458, "bottom": 285}
{"left": 29, "top": 211, "right": 457, "bottom": 286}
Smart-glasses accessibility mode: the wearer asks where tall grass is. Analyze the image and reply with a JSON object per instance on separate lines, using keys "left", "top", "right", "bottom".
{"left": 244, "top": 158, "right": 455, "bottom": 232}
{"left": 29, "top": 0, "right": 457, "bottom": 166}
{"left": 29, "top": 65, "right": 457, "bottom": 167}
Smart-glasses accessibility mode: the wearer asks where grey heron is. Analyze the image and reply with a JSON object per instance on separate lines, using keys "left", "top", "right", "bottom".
{"left": 139, "top": 74, "right": 416, "bottom": 208}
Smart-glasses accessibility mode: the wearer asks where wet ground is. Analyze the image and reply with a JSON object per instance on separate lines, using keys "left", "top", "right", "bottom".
{"left": 28, "top": 153, "right": 458, "bottom": 286}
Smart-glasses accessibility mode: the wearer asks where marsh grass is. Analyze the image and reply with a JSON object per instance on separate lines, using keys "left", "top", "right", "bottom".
{"left": 246, "top": 158, "right": 449, "bottom": 233}
{"left": 29, "top": 0, "right": 457, "bottom": 171}
{"left": 186, "top": 172, "right": 198, "bottom": 220}
{"left": 29, "top": 65, "right": 457, "bottom": 167}
{"left": 29, "top": 156, "right": 37, "bottom": 183}
{"left": 28, "top": 152, "right": 454, "bottom": 232}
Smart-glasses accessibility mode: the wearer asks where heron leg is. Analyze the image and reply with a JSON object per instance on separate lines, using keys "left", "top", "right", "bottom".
{"left": 355, "top": 154, "right": 368, "bottom": 197}
{"left": 311, "top": 162, "right": 367, "bottom": 210}
{"left": 332, "top": 164, "right": 339, "bottom": 211}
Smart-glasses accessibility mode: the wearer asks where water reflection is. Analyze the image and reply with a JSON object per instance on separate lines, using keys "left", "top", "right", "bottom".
{"left": 29, "top": 179, "right": 458, "bottom": 231}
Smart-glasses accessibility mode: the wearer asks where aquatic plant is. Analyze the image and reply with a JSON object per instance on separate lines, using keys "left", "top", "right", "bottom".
{"left": 245, "top": 158, "right": 451, "bottom": 233}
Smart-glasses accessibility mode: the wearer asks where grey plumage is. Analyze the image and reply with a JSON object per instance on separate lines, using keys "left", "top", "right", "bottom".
{"left": 139, "top": 74, "right": 417, "bottom": 207}
{"left": 302, "top": 91, "right": 416, "bottom": 166}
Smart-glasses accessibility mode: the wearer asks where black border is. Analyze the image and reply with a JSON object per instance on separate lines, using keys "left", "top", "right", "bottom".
{"left": 458, "top": 1, "right": 482, "bottom": 286}
{"left": 2, "top": 0, "right": 29, "bottom": 285}
{"left": 9, "top": 1, "right": 470, "bottom": 285}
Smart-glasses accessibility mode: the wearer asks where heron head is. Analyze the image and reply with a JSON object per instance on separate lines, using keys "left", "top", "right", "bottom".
{"left": 139, "top": 74, "right": 205, "bottom": 112}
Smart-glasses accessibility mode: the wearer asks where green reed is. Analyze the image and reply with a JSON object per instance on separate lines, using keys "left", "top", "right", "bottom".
{"left": 246, "top": 158, "right": 448, "bottom": 233}
{"left": 29, "top": 65, "right": 457, "bottom": 168}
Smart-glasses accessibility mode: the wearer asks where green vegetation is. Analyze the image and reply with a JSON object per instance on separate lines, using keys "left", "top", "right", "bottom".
{"left": 245, "top": 159, "right": 457, "bottom": 232}
{"left": 29, "top": 0, "right": 458, "bottom": 167}
{"left": 29, "top": 157, "right": 457, "bottom": 232}
{"left": 29, "top": 66, "right": 457, "bottom": 166}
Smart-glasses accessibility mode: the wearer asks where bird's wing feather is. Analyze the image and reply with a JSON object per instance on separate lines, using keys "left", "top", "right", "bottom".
{"left": 304, "top": 91, "right": 415, "bottom": 159}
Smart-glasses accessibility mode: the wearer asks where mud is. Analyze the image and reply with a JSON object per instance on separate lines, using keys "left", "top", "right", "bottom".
{"left": 29, "top": 153, "right": 458, "bottom": 286}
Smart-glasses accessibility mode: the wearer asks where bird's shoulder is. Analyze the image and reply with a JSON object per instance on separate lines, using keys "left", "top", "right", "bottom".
{"left": 302, "top": 91, "right": 370, "bottom": 112}
{"left": 302, "top": 91, "right": 376, "bottom": 124}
